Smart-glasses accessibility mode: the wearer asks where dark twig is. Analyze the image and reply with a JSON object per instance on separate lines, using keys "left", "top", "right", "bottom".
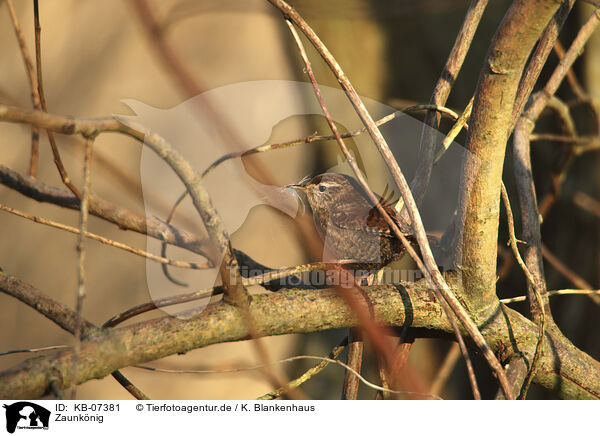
{"left": 510, "top": 0, "right": 575, "bottom": 132}
{"left": 111, "top": 371, "right": 150, "bottom": 400}
{"left": 553, "top": 40, "right": 587, "bottom": 101}
{"left": 33, "top": 0, "right": 82, "bottom": 198}
{"left": 341, "top": 329, "right": 363, "bottom": 400}
{"left": 542, "top": 244, "right": 600, "bottom": 305}
{"left": 411, "top": 0, "right": 489, "bottom": 206}
{"left": 0, "top": 272, "right": 97, "bottom": 335}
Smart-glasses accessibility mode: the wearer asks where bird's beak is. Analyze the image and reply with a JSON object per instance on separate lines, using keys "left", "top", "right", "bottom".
{"left": 285, "top": 183, "right": 306, "bottom": 191}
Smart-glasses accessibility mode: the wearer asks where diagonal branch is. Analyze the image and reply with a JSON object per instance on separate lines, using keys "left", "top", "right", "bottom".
{"left": 411, "top": 0, "right": 489, "bottom": 206}
{"left": 5, "top": 0, "right": 41, "bottom": 177}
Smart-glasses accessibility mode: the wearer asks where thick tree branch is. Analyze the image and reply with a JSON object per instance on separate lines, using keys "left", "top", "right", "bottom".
{"left": 1, "top": 271, "right": 598, "bottom": 400}
{"left": 458, "top": 0, "right": 562, "bottom": 304}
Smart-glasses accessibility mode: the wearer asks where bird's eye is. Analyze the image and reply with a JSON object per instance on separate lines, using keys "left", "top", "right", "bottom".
{"left": 318, "top": 184, "right": 327, "bottom": 192}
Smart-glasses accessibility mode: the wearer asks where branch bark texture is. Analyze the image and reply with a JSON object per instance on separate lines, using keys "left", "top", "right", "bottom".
{"left": 459, "top": 0, "right": 562, "bottom": 305}
{"left": 1, "top": 272, "right": 598, "bottom": 400}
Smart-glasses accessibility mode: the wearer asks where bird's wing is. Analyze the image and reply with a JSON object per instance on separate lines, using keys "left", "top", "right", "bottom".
{"left": 329, "top": 196, "right": 408, "bottom": 239}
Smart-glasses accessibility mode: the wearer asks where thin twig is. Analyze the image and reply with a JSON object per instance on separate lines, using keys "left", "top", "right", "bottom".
{"left": 537, "top": 97, "right": 579, "bottom": 219}
{"left": 438, "top": 97, "right": 474, "bottom": 161}
{"left": 341, "top": 329, "right": 363, "bottom": 400}
{"left": 201, "top": 104, "right": 462, "bottom": 180}
{"left": 0, "top": 273, "right": 97, "bottom": 335}
{"left": 0, "top": 345, "right": 70, "bottom": 357}
{"left": 398, "top": 96, "right": 472, "bottom": 213}
{"left": 136, "top": 353, "right": 441, "bottom": 400}
{"left": 542, "top": 244, "right": 600, "bottom": 305}
{"left": 553, "top": 39, "right": 587, "bottom": 100}
{"left": 430, "top": 343, "right": 461, "bottom": 397}
{"left": 501, "top": 289, "right": 600, "bottom": 304}
{"left": 574, "top": 191, "right": 600, "bottom": 219}
{"left": 33, "top": 0, "right": 81, "bottom": 198}
{"left": 0, "top": 203, "right": 210, "bottom": 269}
{"left": 258, "top": 337, "right": 347, "bottom": 400}
{"left": 522, "top": 8, "right": 600, "bottom": 124}
{"left": 71, "top": 135, "right": 94, "bottom": 400}
{"left": 6, "top": 0, "right": 42, "bottom": 177}
{"left": 500, "top": 182, "right": 545, "bottom": 399}
{"left": 111, "top": 371, "right": 150, "bottom": 400}
{"left": 103, "top": 289, "right": 216, "bottom": 328}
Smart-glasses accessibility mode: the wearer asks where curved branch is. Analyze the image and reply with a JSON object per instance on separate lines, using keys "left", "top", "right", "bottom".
{"left": 0, "top": 164, "right": 211, "bottom": 259}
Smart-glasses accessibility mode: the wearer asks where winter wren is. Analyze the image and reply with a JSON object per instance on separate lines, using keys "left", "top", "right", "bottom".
{"left": 288, "top": 173, "right": 416, "bottom": 272}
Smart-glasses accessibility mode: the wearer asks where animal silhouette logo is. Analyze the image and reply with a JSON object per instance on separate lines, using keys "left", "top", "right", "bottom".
{"left": 3, "top": 402, "right": 50, "bottom": 433}
{"left": 116, "top": 80, "right": 470, "bottom": 315}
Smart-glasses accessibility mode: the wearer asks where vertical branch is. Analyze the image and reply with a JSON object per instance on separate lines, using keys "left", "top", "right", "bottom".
{"left": 410, "top": 0, "right": 489, "bottom": 206}
{"left": 33, "top": 0, "right": 82, "bottom": 198}
{"left": 6, "top": 0, "right": 41, "bottom": 177}
{"left": 457, "top": 0, "right": 561, "bottom": 305}
{"left": 70, "top": 135, "right": 95, "bottom": 400}
{"left": 341, "top": 330, "right": 363, "bottom": 400}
